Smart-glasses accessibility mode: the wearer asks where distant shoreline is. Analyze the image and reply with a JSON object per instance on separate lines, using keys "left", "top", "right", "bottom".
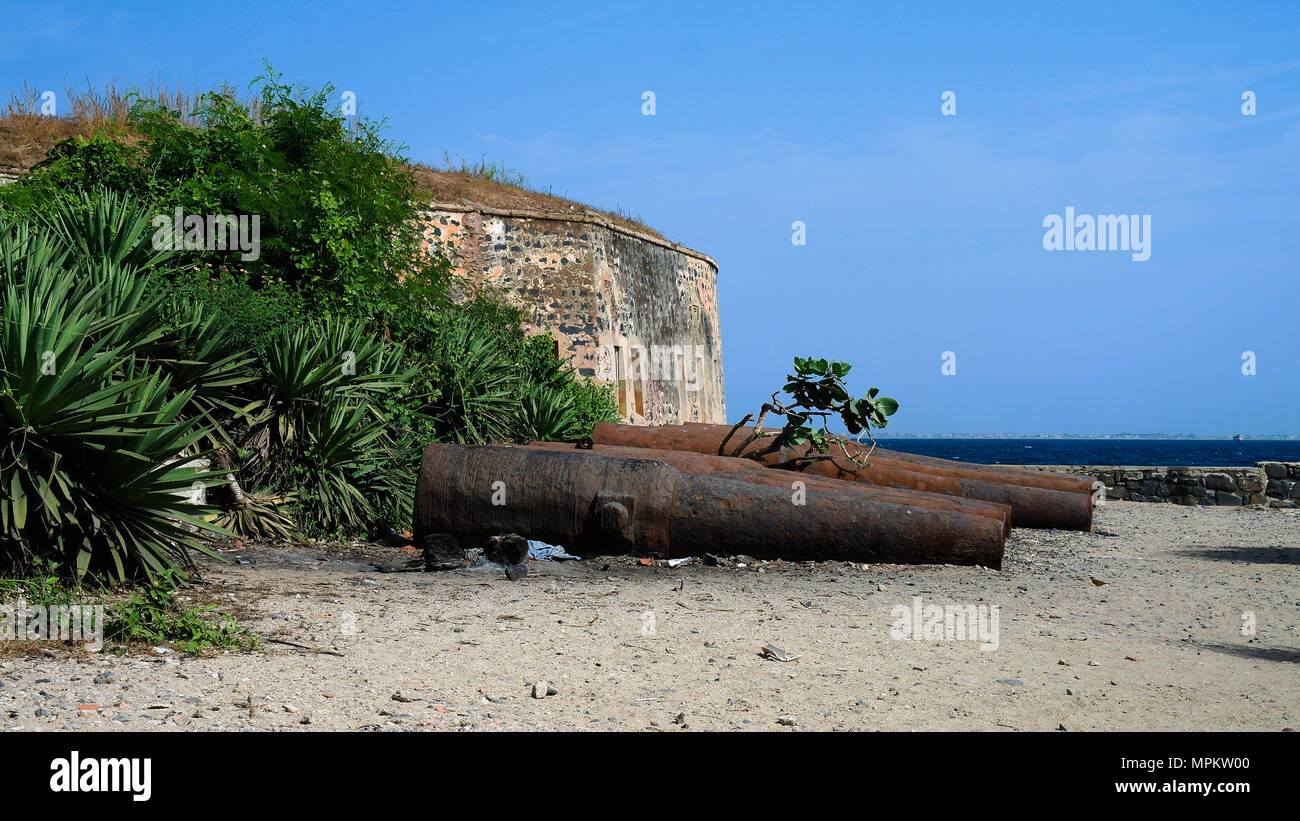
{"left": 866, "top": 437, "right": 1300, "bottom": 469}
{"left": 881, "top": 434, "right": 1298, "bottom": 440}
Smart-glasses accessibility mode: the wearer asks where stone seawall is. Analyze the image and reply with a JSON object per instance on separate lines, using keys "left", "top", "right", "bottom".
{"left": 1015, "top": 463, "right": 1300, "bottom": 508}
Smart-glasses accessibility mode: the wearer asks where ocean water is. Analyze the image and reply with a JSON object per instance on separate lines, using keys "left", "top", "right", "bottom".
{"left": 876, "top": 439, "right": 1300, "bottom": 467}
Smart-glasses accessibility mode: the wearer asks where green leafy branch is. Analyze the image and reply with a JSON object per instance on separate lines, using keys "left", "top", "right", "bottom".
{"left": 721, "top": 356, "right": 899, "bottom": 467}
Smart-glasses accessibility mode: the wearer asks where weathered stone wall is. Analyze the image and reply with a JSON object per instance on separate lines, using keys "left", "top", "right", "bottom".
{"left": 1016, "top": 463, "right": 1300, "bottom": 508}
{"left": 421, "top": 205, "right": 725, "bottom": 425}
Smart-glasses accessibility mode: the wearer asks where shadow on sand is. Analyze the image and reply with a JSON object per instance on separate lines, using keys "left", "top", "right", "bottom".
{"left": 1192, "top": 641, "right": 1300, "bottom": 664}
{"left": 1177, "top": 545, "right": 1299, "bottom": 565}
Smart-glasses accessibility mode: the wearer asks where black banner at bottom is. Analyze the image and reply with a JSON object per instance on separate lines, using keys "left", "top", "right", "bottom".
{"left": 7, "top": 730, "right": 1288, "bottom": 809}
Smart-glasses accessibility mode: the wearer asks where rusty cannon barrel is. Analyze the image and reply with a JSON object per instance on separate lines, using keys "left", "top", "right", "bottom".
{"left": 850, "top": 446, "right": 1096, "bottom": 495}
{"left": 679, "top": 422, "right": 1096, "bottom": 494}
{"left": 774, "top": 449, "right": 1090, "bottom": 531}
{"left": 590, "top": 422, "right": 1094, "bottom": 531}
{"left": 617, "top": 422, "right": 1095, "bottom": 493}
{"left": 415, "top": 443, "right": 1005, "bottom": 568}
{"left": 522, "top": 441, "right": 1013, "bottom": 536}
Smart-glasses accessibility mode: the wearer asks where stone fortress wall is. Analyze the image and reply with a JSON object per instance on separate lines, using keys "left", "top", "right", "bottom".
{"left": 420, "top": 203, "right": 725, "bottom": 425}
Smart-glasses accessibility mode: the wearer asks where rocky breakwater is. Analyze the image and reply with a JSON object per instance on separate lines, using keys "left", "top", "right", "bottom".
{"left": 1016, "top": 463, "right": 1300, "bottom": 508}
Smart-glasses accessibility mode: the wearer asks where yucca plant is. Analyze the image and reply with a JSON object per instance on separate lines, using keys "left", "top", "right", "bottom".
{"left": 288, "top": 401, "right": 396, "bottom": 536}
{"left": 255, "top": 316, "right": 409, "bottom": 452}
{"left": 151, "top": 298, "right": 258, "bottom": 440}
{"left": 521, "top": 383, "right": 582, "bottom": 441}
{"left": 426, "top": 315, "right": 522, "bottom": 444}
{"left": 213, "top": 491, "right": 296, "bottom": 542}
{"left": 0, "top": 213, "right": 227, "bottom": 583}
{"left": 227, "top": 316, "right": 414, "bottom": 538}
{"left": 516, "top": 332, "right": 620, "bottom": 441}
{"left": 37, "top": 187, "right": 173, "bottom": 272}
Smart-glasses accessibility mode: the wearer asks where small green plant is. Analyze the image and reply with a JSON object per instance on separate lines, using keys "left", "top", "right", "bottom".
{"left": 441, "top": 152, "right": 529, "bottom": 188}
{"left": 609, "top": 206, "right": 644, "bottom": 225}
{"left": 725, "top": 356, "right": 899, "bottom": 465}
{"left": 2, "top": 564, "right": 257, "bottom": 656}
{"left": 104, "top": 570, "right": 258, "bottom": 654}
{"left": 0, "top": 560, "right": 82, "bottom": 609}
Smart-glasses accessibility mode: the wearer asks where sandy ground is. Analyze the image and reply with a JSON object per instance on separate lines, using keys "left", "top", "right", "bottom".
{"left": 2, "top": 501, "right": 1296, "bottom": 732}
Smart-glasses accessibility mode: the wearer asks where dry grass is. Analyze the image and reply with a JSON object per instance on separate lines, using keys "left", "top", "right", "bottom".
{"left": 0, "top": 81, "right": 663, "bottom": 238}
{"left": 0, "top": 81, "right": 212, "bottom": 170}
{"left": 412, "top": 164, "right": 663, "bottom": 239}
{"left": 0, "top": 639, "right": 100, "bottom": 660}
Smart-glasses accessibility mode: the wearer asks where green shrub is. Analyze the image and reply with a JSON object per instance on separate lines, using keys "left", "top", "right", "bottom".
{"left": 560, "top": 377, "right": 621, "bottom": 437}
{"left": 0, "top": 136, "right": 151, "bottom": 219}
{"left": 423, "top": 312, "right": 523, "bottom": 445}
{"left": 134, "top": 64, "right": 451, "bottom": 325}
{"left": 0, "top": 198, "right": 226, "bottom": 584}
{"left": 105, "top": 570, "right": 258, "bottom": 654}
{"left": 3, "top": 64, "right": 455, "bottom": 330}
{"left": 408, "top": 298, "right": 621, "bottom": 445}
{"left": 164, "top": 267, "right": 304, "bottom": 360}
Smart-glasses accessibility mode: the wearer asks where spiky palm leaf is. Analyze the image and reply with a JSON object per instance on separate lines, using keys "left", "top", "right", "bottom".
{"left": 0, "top": 225, "right": 227, "bottom": 583}
{"left": 428, "top": 316, "right": 522, "bottom": 444}
{"left": 38, "top": 187, "right": 175, "bottom": 272}
{"left": 257, "top": 315, "right": 410, "bottom": 450}
{"left": 521, "top": 383, "right": 583, "bottom": 441}
{"left": 214, "top": 491, "right": 297, "bottom": 542}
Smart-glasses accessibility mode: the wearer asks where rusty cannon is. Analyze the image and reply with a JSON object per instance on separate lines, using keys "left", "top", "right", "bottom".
{"left": 523, "top": 440, "right": 1013, "bottom": 537}
{"left": 415, "top": 443, "right": 1006, "bottom": 568}
{"left": 590, "top": 422, "right": 1095, "bottom": 531}
{"left": 680, "top": 422, "right": 1097, "bottom": 495}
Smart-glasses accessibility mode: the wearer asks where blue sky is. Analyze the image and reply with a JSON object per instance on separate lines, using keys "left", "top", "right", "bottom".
{"left": 3, "top": 1, "right": 1297, "bottom": 434}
